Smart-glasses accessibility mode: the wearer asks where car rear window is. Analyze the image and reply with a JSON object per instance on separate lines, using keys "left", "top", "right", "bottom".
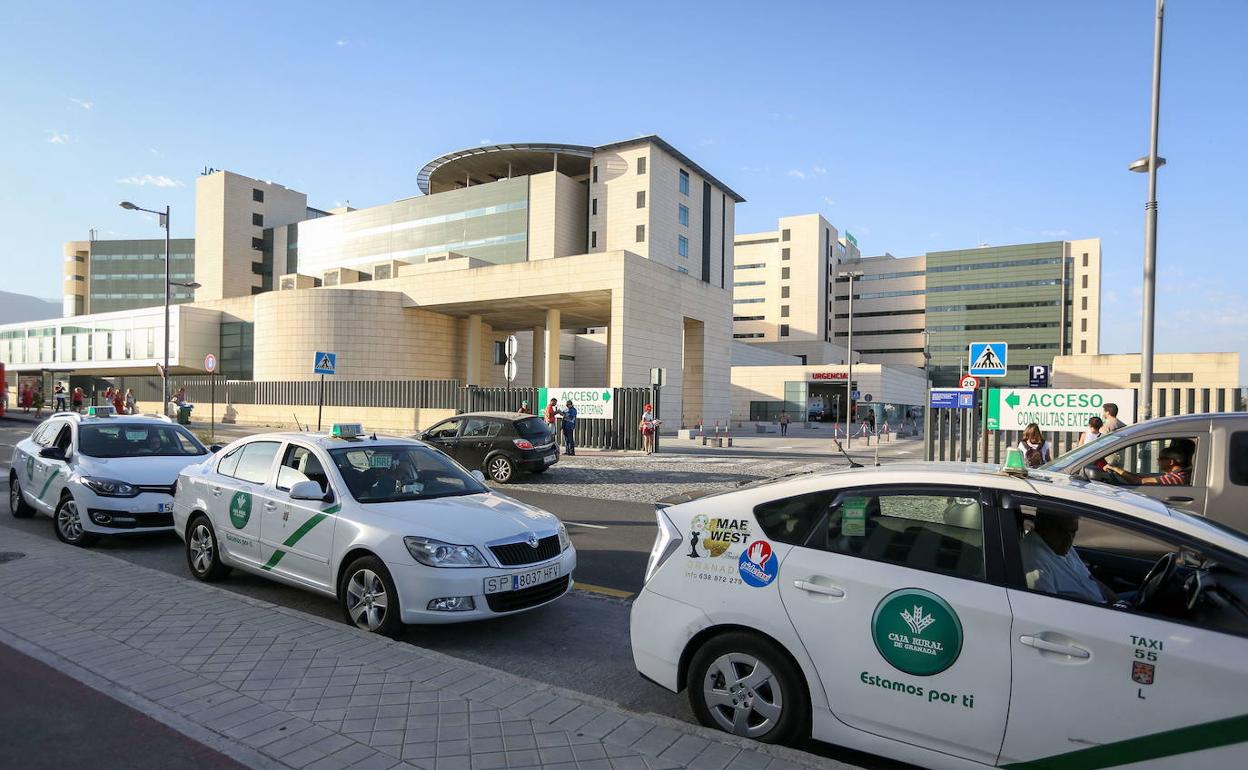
{"left": 1231, "top": 432, "right": 1248, "bottom": 486}
{"left": 515, "top": 417, "right": 550, "bottom": 440}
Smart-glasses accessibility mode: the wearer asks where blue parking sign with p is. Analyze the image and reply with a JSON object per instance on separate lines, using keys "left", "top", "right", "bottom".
{"left": 314, "top": 352, "right": 336, "bottom": 375}
{"left": 968, "top": 342, "right": 1007, "bottom": 377}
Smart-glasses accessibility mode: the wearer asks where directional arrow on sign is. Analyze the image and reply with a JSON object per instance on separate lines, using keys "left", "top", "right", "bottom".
{"left": 602, "top": 392, "right": 611, "bottom": 402}
{"left": 1006, "top": 392, "right": 1021, "bottom": 408}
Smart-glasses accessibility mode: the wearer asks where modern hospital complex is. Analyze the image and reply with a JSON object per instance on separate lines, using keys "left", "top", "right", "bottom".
{"left": 3, "top": 135, "right": 1240, "bottom": 430}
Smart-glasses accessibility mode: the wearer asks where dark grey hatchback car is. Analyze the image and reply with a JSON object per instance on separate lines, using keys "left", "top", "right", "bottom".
{"left": 418, "top": 412, "right": 559, "bottom": 483}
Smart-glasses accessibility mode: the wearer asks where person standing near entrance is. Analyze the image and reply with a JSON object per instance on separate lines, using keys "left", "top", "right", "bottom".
{"left": 72, "top": 387, "right": 84, "bottom": 413}
{"left": 561, "top": 399, "right": 578, "bottom": 456}
{"left": 124, "top": 388, "right": 137, "bottom": 415}
{"left": 778, "top": 410, "right": 790, "bottom": 436}
{"left": 1101, "top": 403, "right": 1126, "bottom": 433}
{"left": 639, "top": 404, "right": 657, "bottom": 454}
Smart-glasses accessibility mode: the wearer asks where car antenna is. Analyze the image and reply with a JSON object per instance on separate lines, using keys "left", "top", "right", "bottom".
{"left": 833, "top": 439, "right": 864, "bottom": 469}
{"left": 371, "top": 431, "right": 377, "bottom": 440}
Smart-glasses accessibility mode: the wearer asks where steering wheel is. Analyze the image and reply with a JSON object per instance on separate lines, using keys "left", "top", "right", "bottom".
{"left": 1082, "top": 465, "right": 1122, "bottom": 485}
{"left": 1134, "top": 551, "right": 1178, "bottom": 609}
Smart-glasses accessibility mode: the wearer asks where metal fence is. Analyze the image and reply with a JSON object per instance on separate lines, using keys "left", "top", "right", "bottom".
{"left": 463, "top": 386, "right": 654, "bottom": 450}
{"left": 925, "top": 386, "right": 1246, "bottom": 464}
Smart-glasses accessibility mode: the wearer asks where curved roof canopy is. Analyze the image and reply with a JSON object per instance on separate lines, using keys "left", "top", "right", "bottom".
{"left": 418, "top": 143, "right": 594, "bottom": 195}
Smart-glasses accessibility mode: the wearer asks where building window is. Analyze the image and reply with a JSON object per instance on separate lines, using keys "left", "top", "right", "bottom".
{"left": 591, "top": 231, "right": 597, "bottom": 249}
{"left": 1082, "top": 252, "right": 1089, "bottom": 266}
{"left": 637, "top": 157, "right": 646, "bottom": 175}
{"left": 780, "top": 324, "right": 790, "bottom": 337}
{"left": 782, "top": 248, "right": 790, "bottom": 261}
{"left": 592, "top": 165, "right": 599, "bottom": 183}
{"left": 252, "top": 213, "right": 264, "bottom": 227}
{"left": 1082, "top": 274, "right": 1088, "bottom": 289}
{"left": 679, "top": 169, "right": 690, "bottom": 196}
{"left": 251, "top": 237, "right": 264, "bottom": 250}
{"left": 678, "top": 236, "right": 689, "bottom": 258}
{"left": 1081, "top": 296, "right": 1087, "bottom": 311}
{"left": 1081, "top": 340, "right": 1087, "bottom": 353}
{"left": 637, "top": 191, "right": 646, "bottom": 208}
{"left": 592, "top": 198, "right": 598, "bottom": 215}
{"left": 677, "top": 266, "right": 689, "bottom": 275}
{"left": 782, "top": 228, "right": 791, "bottom": 241}
{"left": 636, "top": 224, "right": 645, "bottom": 243}
{"left": 1081, "top": 318, "right": 1087, "bottom": 332}
{"left": 252, "top": 188, "right": 264, "bottom": 203}
{"left": 375, "top": 264, "right": 392, "bottom": 280}
{"left": 781, "top": 286, "right": 790, "bottom": 299}
{"left": 678, "top": 204, "right": 689, "bottom": 227}
{"left": 781, "top": 305, "right": 790, "bottom": 318}
{"left": 781, "top": 267, "right": 790, "bottom": 279}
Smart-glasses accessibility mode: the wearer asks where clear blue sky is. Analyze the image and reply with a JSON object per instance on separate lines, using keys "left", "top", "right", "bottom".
{"left": 3, "top": 1, "right": 1245, "bottom": 379}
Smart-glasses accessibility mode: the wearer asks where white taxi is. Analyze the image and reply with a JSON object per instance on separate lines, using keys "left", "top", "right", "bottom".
{"left": 8, "top": 409, "right": 211, "bottom": 546}
{"left": 630, "top": 461, "right": 1248, "bottom": 768}
{"left": 173, "top": 424, "right": 575, "bottom": 635}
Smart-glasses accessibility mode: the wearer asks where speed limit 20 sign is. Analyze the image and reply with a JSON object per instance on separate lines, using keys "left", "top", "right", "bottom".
{"left": 959, "top": 375, "right": 979, "bottom": 390}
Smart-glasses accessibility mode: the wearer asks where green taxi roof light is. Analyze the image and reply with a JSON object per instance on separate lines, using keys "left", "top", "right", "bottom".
{"left": 331, "top": 423, "right": 364, "bottom": 439}
{"left": 86, "top": 405, "right": 116, "bottom": 417}
{"left": 1002, "top": 446, "right": 1028, "bottom": 477}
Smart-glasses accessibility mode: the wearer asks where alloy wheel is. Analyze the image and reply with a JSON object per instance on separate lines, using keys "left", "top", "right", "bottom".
{"left": 488, "top": 457, "right": 513, "bottom": 483}
{"left": 189, "top": 523, "right": 215, "bottom": 575}
{"left": 8, "top": 482, "right": 19, "bottom": 513}
{"left": 702, "top": 652, "right": 784, "bottom": 738}
{"left": 345, "top": 569, "right": 389, "bottom": 631}
{"left": 57, "top": 500, "right": 84, "bottom": 542}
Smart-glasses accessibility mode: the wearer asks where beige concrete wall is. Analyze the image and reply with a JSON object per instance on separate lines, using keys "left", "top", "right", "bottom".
{"left": 834, "top": 253, "right": 927, "bottom": 369}
{"left": 730, "top": 341, "right": 802, "bottom": 366}
{"left": 733, "top": 215, "right": 841, "bottom": 347}
{"left": 1052, "top": 352, "right": 1240, "bottom": 389}
{"left": 62, "top": 240, "right": 89, "bottom": 316}
{"left": 528, "top": 172, "right": 588, "bottom": 260}
{"left": 1069, "top": 238, "right": 1101, "bottom": 355}
{"left": 590, "top": 146, "right": 650, "bottom": 260}
{"left": 572, "top": 331, "right": 609, "bottom": 386}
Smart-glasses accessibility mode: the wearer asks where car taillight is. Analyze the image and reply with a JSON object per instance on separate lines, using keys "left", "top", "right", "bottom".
{"left": 513, "top": 439, "right": 534, "bottom": 450}
{"left": 644, "top": 509, "right": 684, "bottom": 584}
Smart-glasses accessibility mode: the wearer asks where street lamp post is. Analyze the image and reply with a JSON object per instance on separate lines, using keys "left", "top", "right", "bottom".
{"left": 1131, "top": 0, "right": 1166, "bottom": 421}
{"left": 839, "top": 271, "right": 863, "bottom": 448}
{"left": 119, "top": 202, "right": 199, "bottom": 415}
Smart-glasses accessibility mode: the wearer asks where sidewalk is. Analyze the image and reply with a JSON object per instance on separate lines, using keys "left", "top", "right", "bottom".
{"left": 0, "top": 529, "right": 849, "bottom": 770}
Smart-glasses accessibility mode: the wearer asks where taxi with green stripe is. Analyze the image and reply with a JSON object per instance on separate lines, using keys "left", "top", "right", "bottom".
{"left": 173, "top": 424, "right": 576, "bottom": 635}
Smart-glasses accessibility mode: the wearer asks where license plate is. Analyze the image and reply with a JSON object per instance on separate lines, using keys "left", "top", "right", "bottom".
{"left": 543, "top": 454, "right": 556, "bottom": 464}
{"left": 156, "top": 502, "right": 173, "bottom": 513}
{"left": 483, "top": 563, "right": 561, "bottom": 594}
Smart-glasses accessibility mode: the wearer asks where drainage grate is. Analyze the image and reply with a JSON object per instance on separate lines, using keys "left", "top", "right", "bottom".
{"left": 0, "top": 552, "right": 26, "bottom": 565}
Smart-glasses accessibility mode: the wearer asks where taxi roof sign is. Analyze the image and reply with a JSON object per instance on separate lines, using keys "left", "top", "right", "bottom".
{"left": 331, "top": 423, "right": 364, "bottom": 439}
{"left": 85, "top": 405, "right": 116, "bottom": 418}
{"left": 1001, "top": 446, "right": 1028, "bottom": 477}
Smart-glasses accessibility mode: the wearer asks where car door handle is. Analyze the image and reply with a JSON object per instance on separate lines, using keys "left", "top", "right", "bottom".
{"left": 1019, "top": 635, "right": 1091, "bottom": 659}
{"left": 263, "top": 501, "right": 278, "bottom": 511}
{"left": 793, "top": 580, "right": 845, "bottom": 598}
{"left": 211, "top": 486, "right": 223, "bottom": 497}
{"left": 1164, "top": 496, "right": 1194, "bottom": 504}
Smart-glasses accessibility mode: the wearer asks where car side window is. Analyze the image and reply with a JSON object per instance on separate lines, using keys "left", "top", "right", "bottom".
{"left": 462, "top": 418, "right": 499, "bottom": 438}
{"left": 1230, "top": 432, "right": 1248, "bottom": 486}
{"left": 53, "top": 426, "right": 73, "bottom": 454}
{"left": 428, "top": 419, "right": 463, "bottom": 440}
{"left": 753, "top": 490, "right": 836, "bottom": 546}
{"left": 1002, "top": 495, "right": 1248, "bottom": 639}
{"left": 278, "top": 444, "right": 329, "bottom": 493}
{"left": 233, "top": 441, "right": 281, "bottom": 485}
{"left": 811, "top": 488, "right": 986, "bottom": 580}
{"left": 217, "top": 445, "right": 244, "bottom": 477}
{"left": 32, "top": 422, "right": 58, "bottom": 447}
{"left": 1100, "top": 436, "right": 1198, "bottom": 486}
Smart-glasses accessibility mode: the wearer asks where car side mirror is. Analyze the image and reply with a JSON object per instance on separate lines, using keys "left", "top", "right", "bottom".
{"left": 470, "top": 470, "right": 487, "bottom": 484}
{"left": 39, "top": 447, "right": 66, "bottom": 461}
{"left": 209, "top": 444, "right": 224, "bottom": 453}
{"left": 289, "top": 480, "right": 327, "bottom": 501}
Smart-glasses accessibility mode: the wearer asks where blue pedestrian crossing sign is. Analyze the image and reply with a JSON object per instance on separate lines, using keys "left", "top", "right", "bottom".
{"left": 968, "top": 342, "right": 1008, "bottom": 378}
{"left": 314, "top": 352, "right": 337, "bottom": 375}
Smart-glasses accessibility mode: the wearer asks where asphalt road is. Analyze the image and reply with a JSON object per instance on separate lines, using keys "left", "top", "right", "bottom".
{"left": 0, "top": 416, "right": 902, "bottom": 769}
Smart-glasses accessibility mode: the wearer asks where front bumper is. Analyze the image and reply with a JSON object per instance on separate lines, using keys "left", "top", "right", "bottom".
{"left": 391, "top": 547, "right": 577, "bottom": 624}
{"left": 75, "top": 488, "right": 176, "bottom": 534}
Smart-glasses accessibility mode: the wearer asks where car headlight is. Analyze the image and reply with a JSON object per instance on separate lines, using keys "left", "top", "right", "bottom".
{"left": 81, "top": 477, "right": 139, "bottom": 498}
{"left": 557, "top": 522, "right": 570, "bottom": 551}
{"left": 403, "top": 536, "right": 488, "bottom": 568}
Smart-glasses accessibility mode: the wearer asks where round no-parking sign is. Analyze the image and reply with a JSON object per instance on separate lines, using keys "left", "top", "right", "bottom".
{"left": 204, "top": 353, "right": 218, "bottom": 374}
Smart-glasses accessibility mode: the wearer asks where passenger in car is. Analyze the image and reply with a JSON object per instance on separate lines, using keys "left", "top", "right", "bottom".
{"left": 1021, "top": 513, "right": 1115, "bottom": 603}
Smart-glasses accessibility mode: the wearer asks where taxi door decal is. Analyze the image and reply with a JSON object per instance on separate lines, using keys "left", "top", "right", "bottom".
{"left": 999, "top": 712, "right": 1248, "bottom": 769}
{"left": 260, "top": 503, "right": 340, "bottom": 572}
{"left": 38, "top": 468, "right": 62, "bottom": 501}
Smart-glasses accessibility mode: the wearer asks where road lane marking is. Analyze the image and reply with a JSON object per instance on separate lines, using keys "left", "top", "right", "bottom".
{"left": 575, "top": 582, "right": 634, "bottom": 599}
{"left": 564, "top": 521, "right": 608, "bottom": 530}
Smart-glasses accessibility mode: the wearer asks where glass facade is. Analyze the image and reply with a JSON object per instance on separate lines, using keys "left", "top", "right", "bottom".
{"left": 219, "top": 321, "right": 254, "bottom": 379}
{"left": 87, "top": 238, "right": 196, "bottom": 314}
{"left": 287, "top": 178, "right": 530, "bottom": 277}
{"left": 924, "top": 242, "right": 1070, "bottom": 387}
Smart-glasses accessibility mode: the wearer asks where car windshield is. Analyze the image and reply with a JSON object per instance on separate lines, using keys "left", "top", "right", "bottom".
{"left": 329, "top": 445, "right": 488, "bottom": 504}
{"left": 78, "top": 423, "right": 207, "bottom": 458}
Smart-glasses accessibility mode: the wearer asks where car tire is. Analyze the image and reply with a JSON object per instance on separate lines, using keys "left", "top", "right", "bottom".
{"left": 53, "top": 495, "right": 98, "bottom": 547}
{"left": 339, "top": 555, "right": 404, "bottom": 638}
{"left": 485, "top": 454, "right": 516, "bottom": 484}
{"left": 688, "top": 631, "right": 807, "bottom": 744}
{"left": 185, "top": 514, "right": 232, "bottom": 582}
{"left": 9, "top": 472, "right": 34, "bottom": 518}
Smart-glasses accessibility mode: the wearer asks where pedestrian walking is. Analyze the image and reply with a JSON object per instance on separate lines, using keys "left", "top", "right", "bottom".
{"left": 518, "top": 400, "right": 532, "bottom": 415}
{"left": 19, "top": 385, "right": 31, "bottom": 413}
{"left": 124, "top": 388, "right": 137, "bottom": 415}
{"left": 778, "top": 409, "right": 790, "bottom": 436}
{"left": 1018, "top": 423, "right": 1051, "bottom": 468}
{"left": 561, "top": 399, "right": 577, "bottom": 456}
{"left": 1077, "top": 416, "right": 1104, "bottom": 447}
{"left": 1101, "top": 403, "right": 1126, "bottom": 433}
{"left": 112, "top": 387, "right": 126, "bottom": 414}
{"left": 639, "top": 403, "right": 657, "bottom": 454}
{"left": 33, "top": 386, "right": 45, "bottom": 418}
{"left": 867, "top": 411, "right": 877, "bottom": 435}
{"left": 53, "top": 383, "right": 67, "bottom": 412}
{"left": 72, "top": 387, "right": 84, "bottom": 413}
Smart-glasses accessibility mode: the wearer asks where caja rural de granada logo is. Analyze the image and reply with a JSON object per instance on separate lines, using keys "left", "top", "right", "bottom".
{"left": 871, "top": 588, "right": 963, "bottom": 676}
{"left": 229, "top": 491, "right": 252, "bottom": 529}
{"left": 687, "top": 515, "right": 751, "bottom": 558}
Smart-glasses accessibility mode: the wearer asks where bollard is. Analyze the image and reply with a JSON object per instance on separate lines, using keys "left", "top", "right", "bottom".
{"left": 725, "top": 422, "right": 733, "bottom": 448}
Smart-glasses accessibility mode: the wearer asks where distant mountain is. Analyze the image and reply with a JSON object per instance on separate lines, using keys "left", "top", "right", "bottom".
{"left": 0, "top": 290, "right": 61, "bottom": 324}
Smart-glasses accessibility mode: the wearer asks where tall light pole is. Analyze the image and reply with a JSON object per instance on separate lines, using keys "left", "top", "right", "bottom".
{"left": 839, "top": 270, "right": 863, "bottom": 447}
{"left": 119, "top": 202, "right": 199, "bottom": 414}
{"left": 1131, "top": 0, "right": 1166, "bottom": 421}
